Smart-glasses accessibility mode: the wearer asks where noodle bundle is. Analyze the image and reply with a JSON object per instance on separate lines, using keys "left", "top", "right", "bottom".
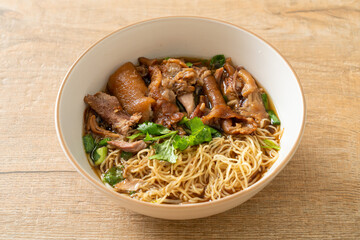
{"left": 97, "top": 126, "right": 282, "bottom": 203}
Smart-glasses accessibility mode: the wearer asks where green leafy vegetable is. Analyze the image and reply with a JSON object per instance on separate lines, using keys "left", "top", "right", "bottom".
{"left": 173, "top": 135, "right": 190, "bottom": 151}
{"left": 144, "top": 131, "right": 177, "bottom": 141}
{"left": 137, "top": 118, "right": 222, "bottom": 163}
{"left": 129, "top": 191, "right": 136, "bottom": 195}
{"left": 83, "top": 134, "right": 95, "bottom": 153}
{"left": 223, "top": 95, "right": 229, "bottom": 102}
{"left": 208, "top": 126, "right": 222, "bottom": 138}
{"left": 120, "top": 151, "right": 133, "bottom": 160}
{"left": 179, "top": 116, "right": 190, "bottom": 125}
{"left": 261, "top": 93, "right": 280, "bottom": 125}
{"left": 187, "top": 117, "right": 205, "bottom": 133}
{"left": 149, "top": 138, "right": 177, "bottom": 163}
{"left": 267, "top": 110, "right": 281, "bottom": 125}
{"left": 189, "top": 126, "right": 212, "bottom": 145}
{"left": 93, "top": 146, "right": 108, "bottom": 166}
{"left": 173, "top": 117, "right": 221, "bottom": 150}
{"left": 210, "top": 54, "right": 226, "bottom": 69}
{"left": 186, "top": 62, "right": 193, "bottom": 67}
{"left": 103, "top": 166, "right": 124, "bottom": 186}
{"left": 137, "top": 122, "right": 171, "bottom": 135}
{"left": 98, "top": 138, "right": 111, "bottom": 147}
{"left": 261, "top": 139, "right": 281, "bottom": 150}
{"left": 261, "top": 93, "right": 269, "bottom": 110}
{"left": 164, "top": 57, "right": 170, "bottom": 60}
{"left": 127, "top": 132, "right": 144, "bottom": 140}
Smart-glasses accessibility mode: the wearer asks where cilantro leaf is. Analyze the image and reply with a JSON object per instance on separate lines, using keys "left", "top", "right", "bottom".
{"left": 103, "top": 166, "right": 124, "bottom": 186}
{"left": 137, "top": 122, "right": 171, "bottom": 135}
{"left": 127, "top": 132, "right": 144, "bottom": 140}
{"left": 173, "top": 135, "right": 190, "bottom": 151}
{"left": 149, "top": 138, "right": 177, "bottom": 163}
{"left": 186, "top": 62, "right": 193, "bottom": 67}
{"left": 210, "top": 54, "right": 226, "bottom": 69}
{"left": 207, "top": 126, "right": 222, "bottom": 138}
{"left": 188, "top": 117, "right": 205, "bottom": 133}
{"left": 179, "top": 116, "right": 190, "bottom": 125}
{"left": 120, "top": 151, "right": 133, "bottom": 160}
{"left": 189, "top": 126, "right": 212, "bottom": 145}
{"left": 144, "top": 131, "right": 177, "bottom": 141}
{"left": 174, "top": 117, "right": 219, "bottom": 151}
{"left": 98, "top": 138, "right": 111, "bottom": 147}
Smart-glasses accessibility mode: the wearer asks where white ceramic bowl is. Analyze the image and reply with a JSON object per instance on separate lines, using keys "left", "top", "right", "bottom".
{"left": 55, "top": 17, "right": 305, "bottom": 220}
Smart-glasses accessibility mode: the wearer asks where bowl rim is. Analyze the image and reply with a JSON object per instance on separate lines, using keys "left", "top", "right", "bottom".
{"left": 55, "top": 16, "right": 306, "bottom": 209}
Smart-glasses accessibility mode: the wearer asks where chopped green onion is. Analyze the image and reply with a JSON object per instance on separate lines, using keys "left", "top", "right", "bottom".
{"left": 223, "top": 95, "right": 229, "bottom": 103}
{"left": 261, "top": 93, "right": 269, "bottom": 110}
{"left": 83, "top": 134, "right": 95, "bottom": 153}
{"left": 93, "top": 146, "right": 108, "bottom": 166}
{"left": 267, "top": 110, "right": 281, "bottom": 125}
{"left": 186, "top": 62, "right": 193, "bottom": 67}
{"left": 164, "top": 57, "right": 170, "bottom": 60}
{"left": 261, "top": 139, "right": 280, "bottom": 150}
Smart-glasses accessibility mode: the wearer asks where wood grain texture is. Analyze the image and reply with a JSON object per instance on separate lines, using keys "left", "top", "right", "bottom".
{"left": 0, "top": 0, "right": 359, "bottom": 239}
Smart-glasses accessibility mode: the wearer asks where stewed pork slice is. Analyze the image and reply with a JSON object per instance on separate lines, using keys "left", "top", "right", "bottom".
{"left": 107, "top": 140, "right": 147, "bottom": 153}
{"left": 222, "top": 60, "right": 269, "bottom": 126}
{"left": 190, "top": 95, "right": 209, "bottom": 119}
{"left": 162, "top": 61, "right": 197, "bottom": 114}
{"left": 139, "top": 57, "right": 200, "bottom": 127}
{"left": 140, "top": 57, "right": 198, "bottom": 114}
{"left": 114, "top": 179, "right": 145, "bottom": 193}
{"left": 236, "top": 69, "right": 269, "bottom": 126}
{"left": 195, "top": 67, "right": 257, "bottom": 135}
{"left": 84, "top": 92, "right": 141, "bottom": 135}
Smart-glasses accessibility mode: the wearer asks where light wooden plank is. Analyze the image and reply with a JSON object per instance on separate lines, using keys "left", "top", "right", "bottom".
{"left": 0, "top": 0, "right": 359, "bottom": 239}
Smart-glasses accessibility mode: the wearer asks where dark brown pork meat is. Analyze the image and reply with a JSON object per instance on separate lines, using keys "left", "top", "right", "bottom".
{"left": 108, "top": 140, "right": 147, "bottom": 152}
{"left": 197, "top": 68, "right": 257, "bottom": 135}
{"left": 108, "top": 62, "right": 155, "bottom": 122}
{"left": 221, "top": 60, "right": 269, "bottom": 126}
{"left": 236, "top": 69, "right": 269, "bottom": 125}
{"left": 139, "top": 57, "right": 192, "bottom": 127}
{"left": 84, "top": 92, "right": 141, "bottom": 135}
{"left": 152, "top": 100, "right": 184, "bottom": 128}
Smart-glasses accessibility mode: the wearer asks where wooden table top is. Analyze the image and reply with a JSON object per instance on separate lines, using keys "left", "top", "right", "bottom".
{"left": 1, "top": 0, "right": 359, "bottom": 239}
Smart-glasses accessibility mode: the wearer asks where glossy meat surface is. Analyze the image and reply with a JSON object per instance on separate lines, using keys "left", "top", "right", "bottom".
{"left": 84, "top": 92, "right": 141, "bottom": 135}
{"left": 108, "top": 62, "right": 155, "bottom": 122}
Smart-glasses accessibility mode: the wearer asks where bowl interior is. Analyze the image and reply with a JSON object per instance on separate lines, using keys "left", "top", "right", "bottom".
{"left": 57, "top": 17, "right": 304, "bottom": 205}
